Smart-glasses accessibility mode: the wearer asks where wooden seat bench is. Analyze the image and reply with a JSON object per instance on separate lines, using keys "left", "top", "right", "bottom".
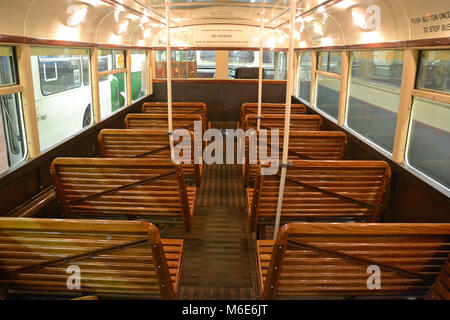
{"left": 243, "top": 114, "right": 322, "bottom": 131}
{"left": 247, "top": 160, "right": 391, "bottom": 235}
{"left": 243, "top": 131, "right": 348, "bottom": 186}
{"left": 257, "top": 222, "right": 450, "bottom": 299}
{"left": 50, "top": 158, "right": 196, "bottom": 232}
{"left": 426, "top": 254, "right": 449, "bottom": 300}
{"left": 142, "top": 102, "right": 210, "bottom": 130}
{"left": 98, "top": 129, "right": 202, "bottom": 187}
{"left": 125, "top": 113, "right": 206, "bottom": 151}
{"left": 238, "top": 103, "right": 307, "bottom": 129}
{"left": 0, "top": 217, "right": 183, "bottom": 299}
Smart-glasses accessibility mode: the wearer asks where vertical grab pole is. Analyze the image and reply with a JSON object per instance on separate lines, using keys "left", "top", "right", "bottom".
{"left": 273, "top": 0, "right": 296, "bottom": 240}
{"left": 165, "top": 0, "right": 175, "bottom": 159}
{"left": 257, "top": 1, "right": 265, "bottom": 131}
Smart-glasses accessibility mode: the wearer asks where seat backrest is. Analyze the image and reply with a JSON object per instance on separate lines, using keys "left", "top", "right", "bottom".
{"left": 50, "top": 158, "right": 192, "bottom": 231}
{"left": 125, "top": 113, "right": 204, "bottom": 133}
{"left": 0, "top": 217, "right": 181, "bottom": 299}
{"left": 249, "top": 160, "right": 391, "bottom": 230}
{"left": 244, "top": 114, "right": 322, "bottom": 131}
{"left": 426, "top": 254, "right": 450, "bottom": 300}
{"left": 142, "top": 102, "right": 208, "bottom": 129}
{"left": 244, "top": 131, "right": 348, "bottom": 186}
{"left": 240, "top": 103, "right": 307, "bottom": 128}
{"left": 260, "top": 222, "right": 450, "bottom": 299}
{"left": 249, "top": 130, "right": 347, "bottom": 161}
{"left": 98, "top": 129, "right": 194, "bottom": 161}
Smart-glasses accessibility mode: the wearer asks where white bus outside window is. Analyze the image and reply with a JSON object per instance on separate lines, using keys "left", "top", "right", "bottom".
{"left": 30, "top": 47, "right": 93, "bottom": 152}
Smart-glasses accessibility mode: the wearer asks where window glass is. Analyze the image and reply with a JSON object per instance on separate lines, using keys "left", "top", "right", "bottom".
{"left": 228, "top": 50, "right": 287, "bottom": 80}
{"left": 38, "top": 56, "right": 82, "bottom": 95}
{"left": 0, "top": 93, "right": 26, "bottom": 172}
{"left": 0, "top": 47, "right": 17, "bottom": 86}
{"left": 155, "top": 50, "right": 210, "bottom": 78}
{"left": 99, "top": 72, "right": 126, "bottom": 120}
{"left": 98, "top": 49, "right": 125, "bottom": 73}
{"left": 296, "top": 51, "right": 312, "bottom": 103}
{"left": 315, "top": 73, "right": 340, "bottom": 120}
{"left": 318, "top": 51, "right": 342, "bottom": 74}
{"left": 406, "top": 97, "right": 450, "bottom": 189}
{"left": 346, "top": 50, "right": 404, "bottom": 152}
{"left": 31, "top": 47, "right": 93, "bottom": 151}
{"left": 197, "top": 51, "right": 216, "bottom": 78}
{"left": 416, "top": 50, "right": 449, "bottom": 94}
{"left": 131, "top": 51, "right": 147, "bottom": 102}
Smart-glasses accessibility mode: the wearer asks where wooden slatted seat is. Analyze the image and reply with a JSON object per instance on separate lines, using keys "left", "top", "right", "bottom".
{"left": 125, "top": 113, "right": 206, "bottom": 152}
{"left": 426, "top": 255, "right": 450, "bottom": 300}
{"left": 142, "top": 102, "right": 210, "bottom": 130}
{"left": 50, "top": 158, "right": 195, "bottom": 232}
{"left": 247, "top": 160, "right": 391, "bottom": 234}
{"left": 257, "top": 222, "right": 450, "bottom": 299}
{"left": 238, "top": 103, "right": 307, "bottom": 128}
{"left": 0, "top": 217, "right": 183, "bottom": 299}
{"left": 98, "top": 129, "right": 202, "bottom": 187}
{"left": 243, "top": 114, "right": 322, "bottom": 131}
{"left": 243, "top": 131, "right": 347, "bottom": 186}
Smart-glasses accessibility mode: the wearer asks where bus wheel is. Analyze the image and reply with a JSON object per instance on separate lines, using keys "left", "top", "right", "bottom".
{"left": 82, "top": 104, "right": 92, "bottom": 128}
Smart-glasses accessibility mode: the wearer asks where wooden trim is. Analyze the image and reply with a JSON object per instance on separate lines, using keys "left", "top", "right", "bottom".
{"left": 0, "top": 85, "right": 22, "bottom": 96}
{"left": 98, "top": 68, "right": 127, "bottom": 78}
{"left": 0, "top": 34, "right": 150, "bottom": 51}
{"left": 0, "top": 34, "right": 447, "bottom": 54}
{"left": 147, "top": 50, "right": 153, "bottom": 95}
{"left": 90, "top": 48, "right": 101, "bottom": 123}
{"left": 16, "top": 45, "right": 40, "bottom": 158}
{"left": 392, "top": 49, "right": 419, "bottom": 163}
{"left": 315, "top": 69, "right": 341, "bottom": 79}
{"left": 151, "top": 46, "right": 289, "bottom": 52}
{"left": 294, "top": 37, "right": 450, "bottom": 52}
{"left": 153, "top": 78, "right": 287, "bottom": 84}
{"left": 412, "top": 89, "right": 450, "bottom": 104}
{"left": 309, "top": 51, "right": 317, "bottom": 107}
{"left": 126, "top": 50, "right": 132, "bottom": 105}
{"left": 337, "top": 50, "right": 349, "bottom": 125}
{"left": 3, "top": 185, "right": 55, "bottom": 217}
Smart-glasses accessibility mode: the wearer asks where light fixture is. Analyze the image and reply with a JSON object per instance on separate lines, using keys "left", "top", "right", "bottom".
{"left": 115, "top": 19, "right": 130, "bottom": 35}
{"left": 114, "top": 6, "right": 124, "bottom": 23}
{"left": 313, "top": 22, "right": 323, "bottom": 35}
{"left": 352, "top": 10, "right": 367, "bottom": 30}
{"left": 66, "top": 4, "right": 88, "bottom": 27}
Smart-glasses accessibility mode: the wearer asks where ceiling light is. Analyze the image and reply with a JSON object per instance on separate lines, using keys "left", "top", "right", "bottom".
{"left": 352, "top": 10, "right": 367, "bottom": 29}
{"left": 66, "top": 4, "right": 88, "bottom": 27}
{"left": 313, "top": 22, "right": 323, "bottom": 35}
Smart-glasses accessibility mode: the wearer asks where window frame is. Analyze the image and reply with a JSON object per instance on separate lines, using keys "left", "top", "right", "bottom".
{"left": 0, "top": 46, "right": 28, "bottom": 171}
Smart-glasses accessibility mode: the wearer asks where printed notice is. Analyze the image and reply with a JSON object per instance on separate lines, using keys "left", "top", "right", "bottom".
{"left": 193, "top": 27, "right": 252, "bottom": 46}
{"left": 410, "top": 10, "right": 450, "bottom": 34}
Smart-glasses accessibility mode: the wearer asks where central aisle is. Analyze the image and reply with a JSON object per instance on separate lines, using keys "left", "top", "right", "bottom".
{"left": 165, "top": 122, "right": 258, "bottom": 299}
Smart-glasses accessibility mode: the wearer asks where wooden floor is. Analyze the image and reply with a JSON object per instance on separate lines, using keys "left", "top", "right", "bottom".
{"left": 165, "top": 122, "right": 259, "bottom": 299}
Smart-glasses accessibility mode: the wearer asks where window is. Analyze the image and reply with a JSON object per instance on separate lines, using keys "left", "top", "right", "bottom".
{"left": 31, "top": 47, "right": 93, "bottom": 151}
{"left": 131, "top": 50, "right": 148, "bottom": 102}
{"left": 97, "top": 49, "right": 127, "bottom": 120}
{"left": 416, "top": 50, "right": 449, "bottom": 93}
{"left": 38, "top": 56, "right": 82, "bottom": 95}
{"left": 228, "top": 50, "right": 287, "bottom": 80}
{"left": 296, "top": 51, "right": 312, "bottom": 103}
{"left": 346, "top": 50, "right": 404, "bottom": 152}
{"left": 155, "top": 50, "right": 215, "bottom": 78}
{"left": 406, "top": 49, "right": 450, "bottom": 189}
{"left": 318, "top": 51, "right": 342, "bottom": 74}
{"left": 0, "top": 46, "right": 27, "bottom": 172}
{"left": 315, "top": 74, "right": 340, "bottom": 120}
